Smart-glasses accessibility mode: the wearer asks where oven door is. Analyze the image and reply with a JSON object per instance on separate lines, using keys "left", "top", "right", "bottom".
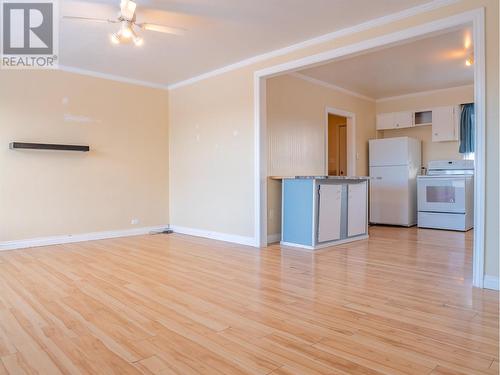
{"left": 417, "top": 177, "right": 466, "bottom": 213}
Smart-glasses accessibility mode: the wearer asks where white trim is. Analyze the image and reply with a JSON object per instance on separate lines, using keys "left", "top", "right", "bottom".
{"left": 376, "top": 84, "right": 474, "bottom": 102}
{"left": 471, "top": 9, "right": 486, "bottom": 288}
{"left": 291, "top": 72, "right": 375, "bottom": 102}
{"left": 59, "top": 65, "right": 169, "bottom": 91}
{"left": 0, "top": 225, "right": 170, "bottom": 251}
{"left": 255, "top": 75, "right": 267, "bottom": 247}
{"left": 254, "top": 10, "right": 481, "bottom": 79}
{"left": 267, "top": 233, "right": 281, "bottom": 244}
{"left": 167, "top": 0, "right": 459, "bottom": 90}
{"left": 483, "top": 275, "right": 500, "bottom": 291}
{"left": 171, "top": 226, "right": 255, "bottom": 247}
{"left": 255, "top": 8, "right": 486, "bottom": 288}
{"left": 325, "top": 107, "right": 357, "bottom": 176}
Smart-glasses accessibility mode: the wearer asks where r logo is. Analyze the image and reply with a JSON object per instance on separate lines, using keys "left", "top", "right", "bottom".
{"left": 2, "top": 2, "right": 53, "bottom": 55}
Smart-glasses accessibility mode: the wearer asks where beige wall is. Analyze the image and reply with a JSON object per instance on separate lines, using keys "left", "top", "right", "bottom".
{"left": 267, "top": 74, "right": 376, "bottom": 177}
{"left": 169, "top": 0, "right": 497, "bottom": 276}
{"left": 169, "top": 69, "right": 255, "bottom": 237}
{"left": 0, "top": 70, "right": 169, "bottom": 241}
{"left": 266, "top": 74, "right": 376, "bottom": 236}
{"left": 376, "top": 85, "right": 474, "bottom": 166}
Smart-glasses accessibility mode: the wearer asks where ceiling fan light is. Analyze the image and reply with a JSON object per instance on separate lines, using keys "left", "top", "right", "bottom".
{"left": 120, "top": 0, "right": 137, "bottom": 20}
{"left": 121, "top": 26, "right": 132, "bottom": 39}
{"left": 110, "top": 33, "right": 120, "bottom": 44}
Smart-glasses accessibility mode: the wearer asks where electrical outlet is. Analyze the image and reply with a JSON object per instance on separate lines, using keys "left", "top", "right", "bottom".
{"left": 131, "top": 218, "right": 139, "bottom": 225}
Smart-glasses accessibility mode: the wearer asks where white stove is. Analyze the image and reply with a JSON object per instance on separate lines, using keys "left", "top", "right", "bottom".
{"left": 417, "top": 160, "right": 474, "bottom": 231}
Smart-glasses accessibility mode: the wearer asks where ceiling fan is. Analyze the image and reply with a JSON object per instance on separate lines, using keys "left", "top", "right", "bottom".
{"left": 63, "top": 0, "right": 186, "bottom": 46}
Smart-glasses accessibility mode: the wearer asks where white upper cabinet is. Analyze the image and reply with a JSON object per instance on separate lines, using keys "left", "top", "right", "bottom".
{"left": 393, "top": 111, "right": 414, "bottom": 129}
{"left": 432, "top": 106, "right": 460, "bottom": 142}
{"left": 376, "top": 111, "right": 413, "bottom": 130}
{"left": 377, "top": 105, "right": 462, "bottom": 142}
{"left": 376, "top": 113, "right": 395, "bottom": 130}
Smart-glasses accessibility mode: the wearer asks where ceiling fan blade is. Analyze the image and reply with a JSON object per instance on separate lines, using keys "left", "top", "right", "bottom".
{"left": 63, "top": 16, "right": 117, "bottom": 23}
{"left": 138, "top": 23, "right": 186, "bottom": 35}
{"left": 120, "top": 0, "right": 137, "bottom": 20}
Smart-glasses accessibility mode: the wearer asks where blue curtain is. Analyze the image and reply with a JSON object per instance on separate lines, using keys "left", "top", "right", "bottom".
{"left": 459, "top": 103, "right": 474, "bottom": 154}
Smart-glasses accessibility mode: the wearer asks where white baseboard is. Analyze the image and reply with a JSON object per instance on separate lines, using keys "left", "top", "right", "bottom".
{"left": 170, "top": 225, "right": 256, "bottom": 247}
{"left": 483, "top": 275, "right": 499, "bottom": 291}
{"left": 0, "top": 225, "right": 170, "bottom": 251}
{"left": 267, "top": 233, "right": 281, "bottom": 244}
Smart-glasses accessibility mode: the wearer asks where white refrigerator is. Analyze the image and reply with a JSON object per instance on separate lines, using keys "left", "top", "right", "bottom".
{"left": 369, "top": 137, "right": 421, "bottom": 226}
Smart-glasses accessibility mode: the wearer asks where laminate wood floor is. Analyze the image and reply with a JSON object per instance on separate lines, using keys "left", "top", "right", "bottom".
{"left": 0, "top": 226, "right": 497, "bottom": 375}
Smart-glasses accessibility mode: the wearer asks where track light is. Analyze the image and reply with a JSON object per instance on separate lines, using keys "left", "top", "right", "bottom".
{"left": 465, "top": 55, "right": 474, "bottom": 66}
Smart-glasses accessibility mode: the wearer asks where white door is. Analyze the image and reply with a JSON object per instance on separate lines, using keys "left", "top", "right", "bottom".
{"left": 369, "top": 166, "right": 410, "bottom": 225}
{"left": 376, "top": 113, "right": 394, "bottom": 130}
{"left": 348, "top": 182, "right": 367, "bottom": 237}
{"left": 432, "top": 106, "right": 458, "bottom": 142}
{"left": 393, "top": 111, "right": 413, "bottom": 129}
{"left": 317, "top": 184, "right": 342, "bottom": 243}
{"left": 369, "top": 138, "right": 409, "bottom": 166}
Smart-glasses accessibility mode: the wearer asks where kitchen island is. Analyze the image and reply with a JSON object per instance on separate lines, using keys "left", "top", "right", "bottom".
{"left": 271, "top": 176, "right": 369, "bottom": 250}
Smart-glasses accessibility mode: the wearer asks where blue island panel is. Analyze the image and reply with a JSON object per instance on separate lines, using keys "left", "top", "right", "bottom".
{"left": 282, "top": 179, "right": 313, "bottom": 246}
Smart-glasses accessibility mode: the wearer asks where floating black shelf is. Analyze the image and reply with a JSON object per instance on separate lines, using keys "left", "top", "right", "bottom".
{"left": 9, "top": 142, "right": 90, "bottom": 152}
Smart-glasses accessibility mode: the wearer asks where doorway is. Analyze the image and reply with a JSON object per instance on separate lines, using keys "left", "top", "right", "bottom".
{"left": 255, "top": 10, "right": 485, "bottom": 288}
{"left": 325, "top": 107, "right": 356, "bottom": 177}
{"left": 327, "top": 114, "right": 347, "bottom": 176}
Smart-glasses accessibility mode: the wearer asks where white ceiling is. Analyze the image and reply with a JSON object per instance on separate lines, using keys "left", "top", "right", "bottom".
{"left": 59, "top": 0, "right": 433, "bottom": 86}
{"left": 298, "top": 27, "right": 474, "bottom": 99}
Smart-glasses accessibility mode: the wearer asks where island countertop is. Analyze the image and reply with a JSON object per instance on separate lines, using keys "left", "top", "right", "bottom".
{"left": 270, "top": 176, "right": 370, "bottom": 180}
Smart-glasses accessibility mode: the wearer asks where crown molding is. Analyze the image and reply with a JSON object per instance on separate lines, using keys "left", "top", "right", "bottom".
{"left": 167, "top": 0, "right": 459, "bottom": 90}
{"left": 290, "top": 72, "right": 375, "bottom": 102}
{"left": 56, "top": 0, "right": 458, "bottom": 91}
{"left": 375, "top": 84, "right": 474, "bottom": 102}
{"left": 58, "top": 65, "right": 169, "bottom": 91}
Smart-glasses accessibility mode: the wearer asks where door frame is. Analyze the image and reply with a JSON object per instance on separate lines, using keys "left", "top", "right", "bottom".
{"left": 325, "top": 107, "right": 356, "bottom": 177}
{"left": 253, "top": 9, "right": 486, "bottom": 288}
